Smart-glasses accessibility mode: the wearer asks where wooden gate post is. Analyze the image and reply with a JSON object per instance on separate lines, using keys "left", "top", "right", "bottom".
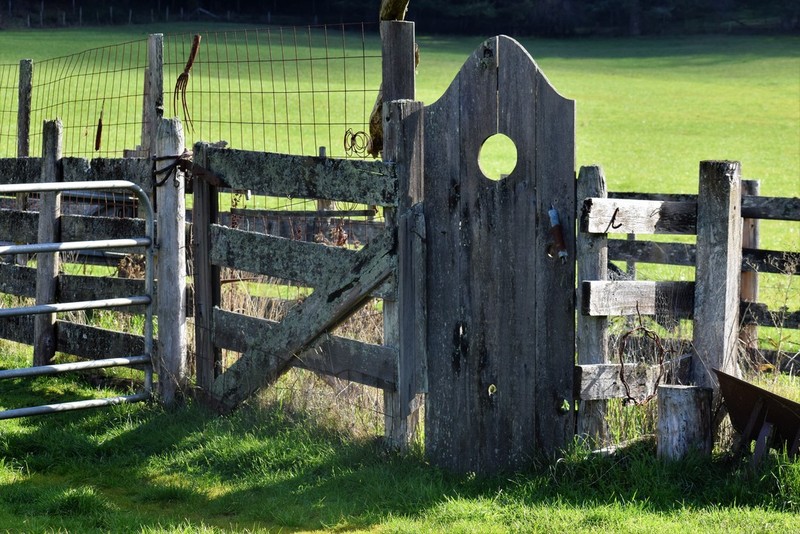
{"left": 380, "top": 20, "right": 418, "bottom": 448}
{"left": 34, "top": 119, "right": 62, "bottom": 366}
{"left": 692, "top": 161, "right": 743, "bottom": 388}
{"left": 576, "top": 165, "right": 609, "bottom": 445}
{"left": 155, "top": 117, "right": 188, "bottom": 406}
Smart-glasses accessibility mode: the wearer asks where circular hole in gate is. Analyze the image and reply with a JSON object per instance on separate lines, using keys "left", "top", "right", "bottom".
{"left": 478, "top": 133, "right": 517, "bottom": 181}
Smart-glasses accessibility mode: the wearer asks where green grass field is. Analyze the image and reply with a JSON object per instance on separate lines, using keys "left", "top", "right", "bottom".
{"left": 0, "top": 23, "right": 799, "bottom": 533}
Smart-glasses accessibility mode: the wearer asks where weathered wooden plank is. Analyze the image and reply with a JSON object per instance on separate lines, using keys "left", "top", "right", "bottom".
{"left": 141, "top": 33, "right": 164, "bottom": 158}
{"left": 0, "top": 157, "right": 42, "bottom": 185}
{"left": 582, "top": 280, "right": 695, "bottom": 318}
{"left": 576, "top": 165, "right": 609, "bottom": 444}
{"left": 741, "top": 196, "right": 800, "bottom": 221}
{"left": 692, "top": 161, "right": 743, "bottom": 387}
{"left": 741, "top": 302, "right": 800, "bottom": 329}
{"left": 610, "top": 191, "right": 799, "bottom": 222}
{"left": 58, "top": 274, "right": 150, "bottom": 311}
{"left": 62, "top": 214, "right": 147, "bottom": 248}
{"left": 0, "top": 208, "right": 38, "bottom": 245}
{"left": 0, "top": 315, "right": 34, "bottom": 344}
{"left": 213, "top": 308, "right": 396, "bottom": 390}
{"left": 61, "top": 157, "right": 151, "bottom": 190}
{"left": 581, "top": 197, "right": 697, "bottom": 235}
{"left": 210, "top": 224, "right": 356, "bottom": 287}
{"left": 575, "top": 354, "right": 692, "bottom": 401}
{"left": 0, "top": 263, "right": 36, "bottom": 297}
{"left": 196, "top": 144, "right": 397, "bottom": 207}
{"left": 607, "top": 239, "right": 799, "bottom": 275}
{"left": 210, "top": 228, "right": 396, "bottom": 412}
{"left": 223, "top": 209, "right": 386, "bottom": 245}
{"left": 608, "top": 239, "right": 696, "bottom": 267}
{"left": 34, "top": 120, "right": 62, "bottom": 366}
{"left": 56, "top": 321, "right": 146, "bottom": 361}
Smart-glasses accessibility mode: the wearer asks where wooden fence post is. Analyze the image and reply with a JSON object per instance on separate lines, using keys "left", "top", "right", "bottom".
{"left": 384, "top": 99, "right": 425, "bottom": 449}
{"left": 16, "top": 59, "right": 32, "bottom": 266}
{"left": 141, "top": 34, "right": 164, "bottom": 158}
{"left": 692, "top": 161, "right": 743, "bottom": 388}
{"left": 380, "top": 20, "right": 417, "bottom": 448}
{"left": 33, "top": 119, "right": 62, "bottom": 367}
{"left": 155, "top": 117, "right": 187, "bottom": 406}
{"left": 740, "top": 179, "right": 760, "bottom": 354}
{"left": 193, "top": 142, "right": 221, "bottom": 394}
{"left": 576, "top": 165, "right": 609, "bottom": 445}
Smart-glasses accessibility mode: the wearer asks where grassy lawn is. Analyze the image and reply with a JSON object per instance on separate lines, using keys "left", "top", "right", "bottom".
{"left": 0, "top": 354, "right": 798, "bottom": 533}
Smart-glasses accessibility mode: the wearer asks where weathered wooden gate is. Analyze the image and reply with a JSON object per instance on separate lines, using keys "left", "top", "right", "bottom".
{"left": 422, "top": 36, "right": 576, "bottom": 473}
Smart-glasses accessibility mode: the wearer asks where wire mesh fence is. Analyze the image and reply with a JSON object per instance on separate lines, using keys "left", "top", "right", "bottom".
{"left": 163, "top": 23, "right": 381, "bottom": 158}
{"left": 0, "top": 63, "right": 20, "bottom": 157}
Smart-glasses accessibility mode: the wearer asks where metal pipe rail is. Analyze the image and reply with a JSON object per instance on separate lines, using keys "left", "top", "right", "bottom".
{"left": 0, "top": 180, "right": 155, "bottom": 419}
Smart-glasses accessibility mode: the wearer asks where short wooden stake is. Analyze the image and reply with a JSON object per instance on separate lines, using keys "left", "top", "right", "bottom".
{"left": 155, "top": 118, "right": 187, "bottom": 407}
{"left": 657, "top": 385, "right": 713, "bottom": 460}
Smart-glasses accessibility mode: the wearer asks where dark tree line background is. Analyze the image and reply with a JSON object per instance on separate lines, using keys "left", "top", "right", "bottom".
{"left": 3, "top": 0, "right": 798, "bottom": 34}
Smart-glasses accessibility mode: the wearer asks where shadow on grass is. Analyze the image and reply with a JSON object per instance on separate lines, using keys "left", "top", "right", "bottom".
{"left": 1, "top": 386, "right": 797, "bottom": 531}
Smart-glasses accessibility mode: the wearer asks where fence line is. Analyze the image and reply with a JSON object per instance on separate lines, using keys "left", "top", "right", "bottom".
{"left": 0, "top": 63, "right": 19, "bottom": 157}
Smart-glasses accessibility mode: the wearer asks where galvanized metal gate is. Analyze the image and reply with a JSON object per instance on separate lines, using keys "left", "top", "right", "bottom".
{"left": 0, "top": 180, "right": 155, "bottom": 419}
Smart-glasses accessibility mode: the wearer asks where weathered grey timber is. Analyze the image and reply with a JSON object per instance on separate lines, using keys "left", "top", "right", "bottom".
{"left": 741, "top": 302, "right": 800, "bottom": 329}
{"left": 210, "top": 225, "right": 357, "bottom": 288}
{"left": 582, "top": 280, "right": 695, "bottom": 318}
{"left": 59, "top": 274, "right": 152, "bottom": 313}
{"left": 741, "top": 196, "right": 800, "bottom": 221}
{"left": 575, "top": 354, "right": 692, "bottom": 401}
{"left": 380, "top": 21, "right": 419, "bottom": 449}
{"left": 576, "top": 166, "right": 609, "bottom": 444}
{"left": 608, "top": 239, "right": 798, "bottom": 275}
{"left": 142, "top": 33, "right": 164, "bottom": 158}
{"left": 424, "top": 36, "right": 575, "bottom": 473}
{"left": 34, "top": 120, "right": 62, "bottom": 366}
{"left": 0, "top": 315, "right": 34, "bottom": 344}
{"left": 57, "top": 322, "right": 146, "bottom": 361}
{"left": 0, "top": 209, "right": 38, "bottom": 244}
{"left": 692, "top": 161, "right": 743, "bottom": 387}
{"left": 213, "top": 308, "right": 396, "bottom": 390}
{"left": 581, "top": 198, "right": 697, "bottom": 235}
{"left": 62, "top": 157, "right": 151, "bottom": 189}
{"left": 192, "top": 141, "right": 221, "bottom": 391}
{"left": 0, "top": 263, "right": 36, "bottom": 297}
{"left": 196, "top": 144, "right": 397, "bottom": 206}
{"left": 0, "top": 157, "right": 42, "bottom": 184}
{"left": 155, "top": 118, "right": 188, "bottom": 406}
{"left": 17, "top": 59, "right": 32, "bottom": 158}
{"left": 610, "top": 190, "right": 799, "bottom": 221}
{"left": 657, "top": 385, "right": 712, "bottom": 460}
{"left": 210, "top": 229, "right": 397, "bottom": 411}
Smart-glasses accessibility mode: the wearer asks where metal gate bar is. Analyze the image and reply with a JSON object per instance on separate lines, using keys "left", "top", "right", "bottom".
{"left": 0, "top": 180, "right": 155, "bottom": 419}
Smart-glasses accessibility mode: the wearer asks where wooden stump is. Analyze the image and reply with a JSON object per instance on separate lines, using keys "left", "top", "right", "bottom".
{"left": 657, "top": 385, "right": 712, "bottom": 460}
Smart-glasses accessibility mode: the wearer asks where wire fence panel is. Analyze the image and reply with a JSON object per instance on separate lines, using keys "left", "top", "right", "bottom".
{"left": 0, "top": 63, "right": 20, "bottom": 157}
{"left": 163, "top": 23, "right": 380, "bottom": 158}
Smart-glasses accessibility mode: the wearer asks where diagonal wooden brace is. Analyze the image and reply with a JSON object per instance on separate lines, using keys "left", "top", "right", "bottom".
{"left": 210, "top": 229, "right": 397, "bottom": 412}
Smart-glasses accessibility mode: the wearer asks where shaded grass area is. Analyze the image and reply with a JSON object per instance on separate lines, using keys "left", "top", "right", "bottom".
{"left": 0, "top": 360, "right": 798, "bottom": 533}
